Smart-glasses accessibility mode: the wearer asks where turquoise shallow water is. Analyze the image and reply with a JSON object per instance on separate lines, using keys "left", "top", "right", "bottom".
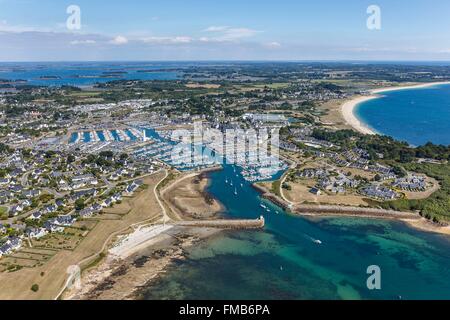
{"left": 355, "top": 84, "right": 450, "bottom": 146}
{"left": 143, "top": 165, "right": 450, "bottom": 300}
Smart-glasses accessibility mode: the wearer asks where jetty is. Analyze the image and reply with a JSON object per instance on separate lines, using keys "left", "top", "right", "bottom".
{"left": 252, "top": 182, "right": 421, "bottom": 221}
{"left": 176, "top": 216, "right": 265, "bottom": 230}
{"left": 294, "top": 204, "right": 421, "bottom": 220}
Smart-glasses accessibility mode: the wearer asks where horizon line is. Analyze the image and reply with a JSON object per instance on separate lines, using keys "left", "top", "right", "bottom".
{"left": 2, "top": 59, "right": 450, "bottom": 64}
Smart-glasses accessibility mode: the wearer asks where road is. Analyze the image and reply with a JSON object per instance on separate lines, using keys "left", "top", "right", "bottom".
{"left": 54, "top": 169, "right": 168, "bottom": 300}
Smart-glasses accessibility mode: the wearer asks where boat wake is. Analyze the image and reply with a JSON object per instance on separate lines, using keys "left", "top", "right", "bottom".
{"left": 305, "top": 234, "right": 323, "bottom": 245}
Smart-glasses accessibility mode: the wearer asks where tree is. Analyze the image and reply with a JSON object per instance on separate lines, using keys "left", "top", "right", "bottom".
{"left": 74, "top": 199, "right": 85, "bottom": 211}
{"left": 99, "top": 151, "right": 114, "bottom": 158}
{"left": 67, "top": 154, "right": 76, "bottom": 163}
{"left": 31, "top": 284, "right": 39, "bottom": 292}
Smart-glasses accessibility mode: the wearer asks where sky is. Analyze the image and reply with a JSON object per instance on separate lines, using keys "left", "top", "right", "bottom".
{"left": 1, "top": 0, "right": 450, "bottom": 61}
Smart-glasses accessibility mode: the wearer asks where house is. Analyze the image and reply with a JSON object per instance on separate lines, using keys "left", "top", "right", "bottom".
{"left": 0, "top": 243, "right": 11, "bottom": 257}
{"left": 29, "top": 211, "right": 43, "bottom": 220}
{"left": 44, "top": 221, "right": 64, "bottom": 233}
{"left": 102, "top": 198, "right": 113, "bottom": 207}
{"left": 22, "top": 189, "right": 41, "bottom": 199}
{"left": 51, "top": 171, "right": 63, "bottom": 178}
{"left": 309, "top": 187, "right": 321, "bottom": 196}
{"left": 109, "top": 173, "right": 120, "bottom": 181}
{"left": 79, "top": 208, "right": 94, "bottom": 218}
{"left": 25, "top": 227, "right": 47, "bottom": 239}
{"left": 71, "top": 189, "right": 97, "bottom": 201}
{"left": 8, "top": 237, "right": 22, "bottom": 250}
{"left": 116, "top": 168, "right": 129, "bottom": 176}
{"left": 9, "top": 205, "right": 23, "bottom": 216}
{"left": 125, "top": 180, "right": 143, "bottom": 194}
{"left": 55, "top": 215, "right": 76, "bottom": 226}
{"left": 72, "top": 174, "right": 96, "bottom": 185}
{"left": 55, "top": 199, "right": 65, "bottom": 208}
{"left": 0, "top": 236, "right": 23, "bottom": 256}
{"left": 393, "top": 175, "right": 427, "bottom": 192}
{"left": 43, "top": 204, "right": 58, "bottom": 213}
{"left": 0, "top": 190, "right": 12, "bottom": 199}
{"left": 92, "top": 203, "right": 102, "bottom": 212}
{"left": 20, "top": 199, "right": 31, "bottom": 208}
{"left": 9, "top": 185, "right": 23, "bottom": 193}
{"left": 71, "top": 182, "right": 86, "bottom": 190}
{"left": 58, "top": 180, "right": 71, "bottom": 191}
{"left": 125, "top": 184, "right": 138, "bottom": 194}
{"left": 0, "top": 224, "right": 6, "bottom": 234}
{"left": 361, "top": 185, "right": 399, "bottom": 201}
{"left": 38, "top": 177, "right": 50, "bottom": 186}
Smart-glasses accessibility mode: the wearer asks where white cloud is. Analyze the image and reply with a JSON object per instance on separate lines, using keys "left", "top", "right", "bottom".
{"left": 110, "top": 35, "right": 128, "bottom": 45}
{"left": 0, "top": 20, "right": 44, "bottom": 33}
{"left": 70, "top": 39, "right": 96, "bottom": 45}
{"left": 204, "top": 26, "right": 229, "bottom": 32}
{"left": 141, "top": 36, "right": 192, "bottom": 44}
{"left": 265, "top": 41, "right": 281, "bottom": 48}
{"left": 203, "top": 26, "right": 260, "bottom": 42}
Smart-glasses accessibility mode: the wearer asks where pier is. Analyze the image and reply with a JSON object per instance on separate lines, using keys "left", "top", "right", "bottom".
{"left": 176, "top": 216, "right": 265, "bottom": 230}
{"left": 294, "top": 204, "right": 421, "bottom": 220}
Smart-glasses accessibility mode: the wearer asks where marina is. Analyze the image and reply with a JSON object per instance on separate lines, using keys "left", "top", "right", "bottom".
{"left": 69, "top": 128, "right": 141, "bottom": 143}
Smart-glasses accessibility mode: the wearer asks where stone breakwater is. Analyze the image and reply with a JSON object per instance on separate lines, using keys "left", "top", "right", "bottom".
{"left": 294, "top": 204, "right": 420, "bottom": 220}
{"left": 175, "top": 217, "right": 265, "bottom": 229}
{"left": 251, "top": 182, "right": 421, "bottom": 221}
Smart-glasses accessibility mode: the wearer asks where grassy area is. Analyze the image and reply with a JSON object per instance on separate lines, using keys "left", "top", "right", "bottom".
{"left": 380, "top": 163, "right": 450, "bottom": 223}
{"left": 271, "top": 180, "right": 282, "bottom": 197}
{"left": 0, "top": 171, "right": 165, "bottom": 299}
{"left": 157, "top": 171, "right": 178, "bottom": 191}
{"left": 0, "top": 206, "right": 8, "bottom": 220}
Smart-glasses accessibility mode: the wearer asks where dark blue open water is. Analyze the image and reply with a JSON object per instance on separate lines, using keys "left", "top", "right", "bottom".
{"left": 142, "top": 164, "right": 450, "bottom": 300}
{"left": 4, "top": 63, "right": 449, "bottom": 299}
{"left": 355, "top": 84, "right": 450, "bottom": 146}
{"left": 0, "top": 62, "right": 179, "bottom": 86}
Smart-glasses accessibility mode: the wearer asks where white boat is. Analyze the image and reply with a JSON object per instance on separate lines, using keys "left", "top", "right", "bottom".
{"left": 234, "top": 188, "right": 237, "bottom": 196}
{"left": 313, "top": 239, "right": 322, "bottom": 245}
{"left": 260, "top": 204, "right": 267, "bottom": 209}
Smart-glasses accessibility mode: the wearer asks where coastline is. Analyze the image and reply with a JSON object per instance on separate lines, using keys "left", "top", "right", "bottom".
{"left": 341, "top": 81, "right": 450, "bottom": 136}
{"left": 63, "top": 166, "right": 227, "bottom": 300}
{"left": 253, "top": 180, "right": 450, "bottom": 237}
{"left": 64, "top": 226, "right": 221, "bottom": 300}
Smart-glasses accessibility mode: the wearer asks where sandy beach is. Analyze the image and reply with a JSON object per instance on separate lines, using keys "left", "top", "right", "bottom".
{"left": 63, "top": 226, "right": 221, "bottom": 300}
{"left": 341, "top": 81, "right": 450, "bottom": 135}
{"left": 63, "top": 166, "right": 227, "bottom": 300}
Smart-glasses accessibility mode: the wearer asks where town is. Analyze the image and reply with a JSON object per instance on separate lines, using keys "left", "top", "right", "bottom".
{"left": 0, "top": 62, "right": 449, "bottom": 298}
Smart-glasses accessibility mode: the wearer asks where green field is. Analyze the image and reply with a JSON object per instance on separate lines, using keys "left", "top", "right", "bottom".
{"left": 0, "top": 206, "right": 8, "bottom": 220}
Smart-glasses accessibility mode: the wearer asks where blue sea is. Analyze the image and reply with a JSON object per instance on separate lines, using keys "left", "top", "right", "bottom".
{"left": 137, "top": 130, "right": 450, "bottom": 300}
{"left": 142, "top": 164, "right": 450, "bottom": 300}
{"left": 0, "top": 62, "right": 180, "bottom": 86}
{"left": 4, "top": 63, "right": 450, "bottom": 299}
{"left": 355, "top": 84, "right": 450, "bottom": 146}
